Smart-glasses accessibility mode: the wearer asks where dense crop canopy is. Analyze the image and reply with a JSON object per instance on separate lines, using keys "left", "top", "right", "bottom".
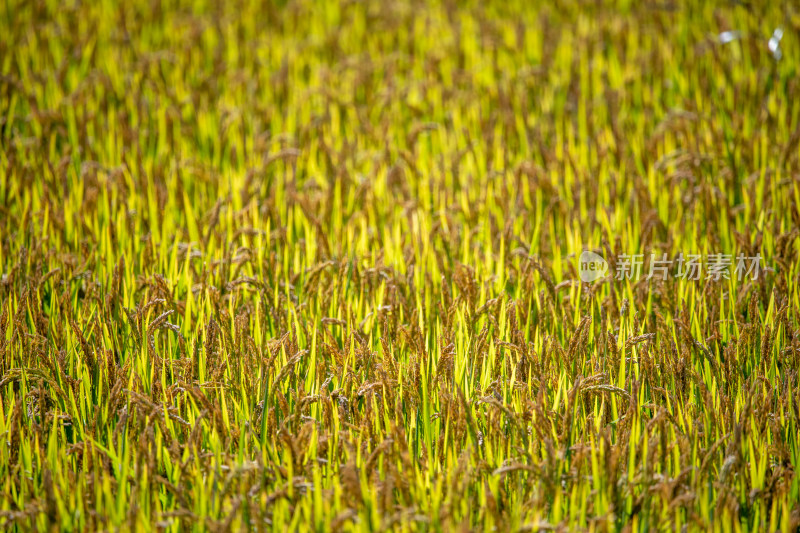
{"left": 1, "top": 0, "right": 800, "bottom": 530}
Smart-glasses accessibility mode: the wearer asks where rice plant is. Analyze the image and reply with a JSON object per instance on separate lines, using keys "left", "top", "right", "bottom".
{"left": 1, "top": 0, "right": 799, "bottom": 530}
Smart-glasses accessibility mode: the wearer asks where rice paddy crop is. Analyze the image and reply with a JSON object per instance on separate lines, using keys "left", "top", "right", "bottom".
{"left": 2, "top": 0, "right": 800, "bottom": 530}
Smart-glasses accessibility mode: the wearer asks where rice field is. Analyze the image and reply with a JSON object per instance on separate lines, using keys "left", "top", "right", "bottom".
{"left": 2, "top": 0, "right": 800, "bottom": 530}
